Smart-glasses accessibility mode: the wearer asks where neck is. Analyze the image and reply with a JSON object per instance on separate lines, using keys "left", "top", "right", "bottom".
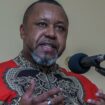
{"left": 20, "top": 50, "right": 58, "bottom": 74}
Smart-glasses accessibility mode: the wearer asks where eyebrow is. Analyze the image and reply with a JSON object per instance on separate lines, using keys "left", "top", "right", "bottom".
{"left": 38, "top": 18, "right": 66, "bottom": 24}
{"left": 56, "top": 21, "right": 65, "bottom": 24}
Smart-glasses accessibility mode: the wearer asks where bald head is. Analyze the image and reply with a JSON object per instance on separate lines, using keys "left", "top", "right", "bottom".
{"left": 20, "top": 0, "right": 69, "bottom": 66}
{"left": 23, "top": 0, "right": 68, "bottom": 25}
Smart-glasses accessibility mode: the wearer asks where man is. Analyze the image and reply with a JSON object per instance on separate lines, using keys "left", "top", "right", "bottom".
{"left": 0, "top": 0, "right": 105, "bottom": 105}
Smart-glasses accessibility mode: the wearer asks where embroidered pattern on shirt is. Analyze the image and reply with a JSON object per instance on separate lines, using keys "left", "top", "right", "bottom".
{"left": 5, "top": 67, "right": 85, "bottom": 105}
{"left": 4, "top": 53, "right": 86, "bottom": 105}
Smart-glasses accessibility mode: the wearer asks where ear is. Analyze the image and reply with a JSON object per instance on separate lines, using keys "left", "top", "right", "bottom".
{"left": 20, "top": 24, "right": 25, "bottom": 39}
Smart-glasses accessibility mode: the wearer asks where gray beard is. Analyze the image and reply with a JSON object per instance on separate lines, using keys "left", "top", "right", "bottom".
{"left": 31, "top": 51, "right": 58, "bottom": 66}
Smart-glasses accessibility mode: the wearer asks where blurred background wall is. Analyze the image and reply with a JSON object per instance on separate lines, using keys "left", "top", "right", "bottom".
{"left": 0, "top": 0, "right": 105, "bottom": 91}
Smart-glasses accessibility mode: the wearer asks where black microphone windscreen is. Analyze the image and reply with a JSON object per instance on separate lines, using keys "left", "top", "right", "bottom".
{"left": 68, "top": 53, "right": 90, "bottom": 74}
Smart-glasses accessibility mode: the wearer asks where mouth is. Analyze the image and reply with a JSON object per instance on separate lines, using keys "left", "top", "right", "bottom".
{"left": 36, "top": 41, "right": 58, "bottom": 54}
{"left": 39, "top": 42, "right": 57, "bottom": 49}
{"left": 37, "top": 40, "right": 58, "bottom": 49}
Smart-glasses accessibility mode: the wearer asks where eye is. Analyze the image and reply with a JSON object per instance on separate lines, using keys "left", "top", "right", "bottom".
{"left": 55, "top": 25, "right": 66, "bottom": 32}
{"left": 35, "top": 22, "right": 47, "bottom": 28}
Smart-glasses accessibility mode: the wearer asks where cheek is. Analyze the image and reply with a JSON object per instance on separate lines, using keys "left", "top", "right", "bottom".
{"left": 25, "top": 31, "right": 44, "bottom": 49}
{"left": 58, "top": 37, "right": 66, "bottom": 51}
{"left": 29, "top": 29, "right": 44, "bottom": 44}
{"left": 23, "top": 33, "right": 36, "bottom": 49}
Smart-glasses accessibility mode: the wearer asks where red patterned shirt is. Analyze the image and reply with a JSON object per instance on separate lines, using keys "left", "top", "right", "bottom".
{"left": 0, "top": 53, "right": 98, "bottom": 105}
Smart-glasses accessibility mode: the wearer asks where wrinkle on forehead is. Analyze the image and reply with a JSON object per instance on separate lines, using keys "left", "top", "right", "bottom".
{"left": 29, "top": 3, "right": 68, "bottom": 25}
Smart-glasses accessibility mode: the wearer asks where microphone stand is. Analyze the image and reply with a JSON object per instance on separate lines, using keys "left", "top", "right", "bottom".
{"left": 95, "top": 63, "right": 105, "bottom": 76}
{"left": 92, "top": 54, "right": 105, "bottom": 76}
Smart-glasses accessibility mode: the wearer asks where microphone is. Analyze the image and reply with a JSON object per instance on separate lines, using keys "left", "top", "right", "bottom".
{"left": 68, "top": 53, "right": 105, "bottom": 74}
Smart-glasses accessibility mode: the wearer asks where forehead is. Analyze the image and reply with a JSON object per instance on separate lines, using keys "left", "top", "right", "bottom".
{"left": 27, "top": 3, "right": 68, "bottom": 24}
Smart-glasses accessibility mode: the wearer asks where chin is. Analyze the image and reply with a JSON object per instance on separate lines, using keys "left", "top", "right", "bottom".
{"left": 31, "top": 51, "right": 58, "bottom": 66}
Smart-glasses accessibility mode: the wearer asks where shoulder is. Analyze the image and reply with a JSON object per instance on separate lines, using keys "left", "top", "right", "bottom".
{"left": 0, "top": 59, "right": 17, "bottom": 67}
{"left": 0, "top": 59, "right": 17, "bottom": 72}
{"left": 0, "top": 60, "right": 17, "bottom": 103}
{"left": 59, "top": 67, "right": 98, "bottom": 101}
{"left": 59, "top": 67, "right": 95, "bottom": 84}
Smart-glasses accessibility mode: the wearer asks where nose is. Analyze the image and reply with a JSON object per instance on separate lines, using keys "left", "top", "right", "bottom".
{"left": 45, "top": 25, "right": 56, "bottom": 39}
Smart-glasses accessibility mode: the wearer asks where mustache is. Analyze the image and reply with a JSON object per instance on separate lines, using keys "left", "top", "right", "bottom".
{"left": 36, "top": 39, "right": 58, "bottom": 49}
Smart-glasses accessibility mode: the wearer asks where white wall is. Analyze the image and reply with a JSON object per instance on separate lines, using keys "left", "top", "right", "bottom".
{"left": 58, "top": 0, "right": 105, "bottom": 91}
{"left": 0, "top": 0, "right": 105, "bottom": 91}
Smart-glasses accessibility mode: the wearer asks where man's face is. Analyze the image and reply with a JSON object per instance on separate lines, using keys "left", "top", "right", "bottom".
{"left": 20, "top": 3, "right": 68, "bottom": 66}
